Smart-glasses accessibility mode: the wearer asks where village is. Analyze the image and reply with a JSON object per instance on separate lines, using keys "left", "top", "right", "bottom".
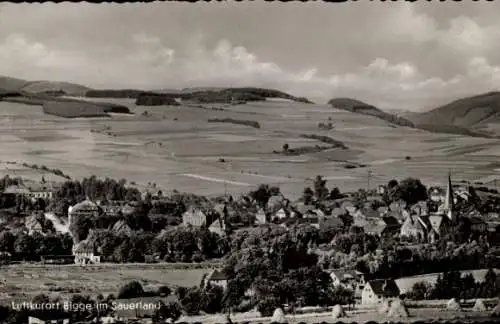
{"left": 0, "top": 170, "right": 499, "bottom": 324}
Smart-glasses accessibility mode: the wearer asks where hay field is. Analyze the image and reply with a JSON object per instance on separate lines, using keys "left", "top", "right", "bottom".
{"left": 0, "top": 263, "right": 211, "bottom": 305}
{"left": 1, "top": 99, "right": 500, "bottom": 199}
{"left": 179, "top": 306, "right": 492, "bottom": 324}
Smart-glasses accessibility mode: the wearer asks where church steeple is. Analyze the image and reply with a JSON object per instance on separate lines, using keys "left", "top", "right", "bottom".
{"left": 444, "top": 172, "right": 456, "bottom": 222}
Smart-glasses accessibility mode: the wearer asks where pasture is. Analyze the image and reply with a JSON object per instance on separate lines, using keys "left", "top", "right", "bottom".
{"left": 178, "top": 305, "right": 493, "bottom": 324}
{"left": 1, "top": 98, "right": 500, "bottom": 199}
{"left": 0, "top": 263, "right": 212, "bottom": 305}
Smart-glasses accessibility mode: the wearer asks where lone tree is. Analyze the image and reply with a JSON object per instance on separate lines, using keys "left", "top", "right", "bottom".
{"left": 282, "top": 143, "right": 289, "bottom": 152}
{"left": 394, "top": 178, "right": 428, "bottom": 205}
{"left": 117, "top": 281, "right": 144, "bottom": 299}
{"left": 313, "top": 175, "right": 329, "bottom": 201}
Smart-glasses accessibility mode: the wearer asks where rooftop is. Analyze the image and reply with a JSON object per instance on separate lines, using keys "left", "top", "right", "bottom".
{"left": 368, "top": 279, "right": 400, "bottom": 297}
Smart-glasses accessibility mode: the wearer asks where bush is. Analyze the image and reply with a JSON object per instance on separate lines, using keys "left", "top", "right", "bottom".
{"left": 257, "top": 296, "right": 280, "bottom": 317}
{"left": 207, "top": 118, "right": 260, "bottom": 129}
{"left": 117, "top": 281, "right": 144, "bottom": 299}
{"left": 155, "top": 301, "right": 182, "bottom": 322}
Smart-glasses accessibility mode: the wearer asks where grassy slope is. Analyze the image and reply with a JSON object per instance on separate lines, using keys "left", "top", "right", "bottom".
{"left": 410, "top": 91, "right": 500, "bottom": 129}
{"left": 328, "top": 97, "right": 415, "bottom": 127}
{"left": 328, "top": 97, "right": 494, "bottom": 138}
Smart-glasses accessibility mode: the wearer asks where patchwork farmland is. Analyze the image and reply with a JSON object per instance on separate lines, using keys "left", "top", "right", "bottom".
{"left": 0, "top": 98, "right": 499, "bottom": 200}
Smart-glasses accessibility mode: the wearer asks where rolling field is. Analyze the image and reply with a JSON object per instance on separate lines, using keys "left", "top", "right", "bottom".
{"left": 0, "top": 263, "right": 213, "bottom": 305}
{"left": 1, "top": 99, "right": 500, "bottom": 199}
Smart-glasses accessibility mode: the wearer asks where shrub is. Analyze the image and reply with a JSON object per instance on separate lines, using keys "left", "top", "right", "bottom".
{"left": 117, "top": 280, "right": 144, "bottom": 299}
{"left": 155, "top": 301, "right": 182, "bottom": 322}
{"left": 257, "top": 296, "right": 280, "bottom": 317}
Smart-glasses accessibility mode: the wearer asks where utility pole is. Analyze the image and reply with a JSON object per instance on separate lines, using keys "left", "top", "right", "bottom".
{"left": 367, "top": 170, "right": 372, "bottom": 191}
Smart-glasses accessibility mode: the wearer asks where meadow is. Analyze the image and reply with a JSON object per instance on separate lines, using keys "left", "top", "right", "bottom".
{"left": 0, "top": 263, "right": 213, "bottom": 305}
{"left": 1, "top": 98, "right": 500, "bottom": 199}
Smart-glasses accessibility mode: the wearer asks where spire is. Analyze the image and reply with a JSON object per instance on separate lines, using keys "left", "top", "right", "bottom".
{"left": 444, "top": 171, "right": 456, "bottom": 222}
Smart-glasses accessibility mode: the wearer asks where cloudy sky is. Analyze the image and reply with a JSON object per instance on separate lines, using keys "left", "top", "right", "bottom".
{"left": 1, "top": 2, "right": 500, "bottom": 111}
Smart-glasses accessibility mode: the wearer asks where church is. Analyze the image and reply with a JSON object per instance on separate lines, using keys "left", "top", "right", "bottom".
{"left": 400, "top": 173, "right": 457, "bottom": 243}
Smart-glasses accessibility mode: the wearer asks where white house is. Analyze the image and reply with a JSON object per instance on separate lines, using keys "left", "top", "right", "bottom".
{"left": 361, "top": 279, "right": 400, "bottom": 305}
{"left": 204, "top": 269, "right": 229, "bottom": 290}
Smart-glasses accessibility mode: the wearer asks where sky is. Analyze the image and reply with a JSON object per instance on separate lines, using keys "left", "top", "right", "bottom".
{"left": 1, "top": 2, "right": 500, "bottom": 111}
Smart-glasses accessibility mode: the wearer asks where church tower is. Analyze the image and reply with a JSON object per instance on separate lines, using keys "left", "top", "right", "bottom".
{"left": 443, "top": 172, "right": 457, "bottom": 223}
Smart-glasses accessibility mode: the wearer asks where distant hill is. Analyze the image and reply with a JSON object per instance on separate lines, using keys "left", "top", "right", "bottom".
{"left": 0, "top": 76, "right": 30, "bottom": 92}
{"left": 22, "top": 81, "right": 91, "bottom": 96}
{"left": 327, "top": 97, "right": 415, "bottom": 127}
{"left": 410, "top": 91, "right": 500, "bottom": 128}
{"left": 0, "top": 76, "right": 92, "bottom": 96}
{"left": 87, "top": 87, "right": 314, "bottom": 105}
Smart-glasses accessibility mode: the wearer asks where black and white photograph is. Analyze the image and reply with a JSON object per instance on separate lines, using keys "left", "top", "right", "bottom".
{"left": 0, "top": 1, "right": 499, "bottom": 323}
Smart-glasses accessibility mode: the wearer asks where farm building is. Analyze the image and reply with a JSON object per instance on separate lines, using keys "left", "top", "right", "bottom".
{"left": 73, "top": 240, "right": 101, "bottom": 265}
{"left": 68, "top": 199, "right": 103, "bottom": 229}
{"left": 40, "top": 255, "right": 75, "bottom": 265}
{"left": 255, "top": 208, "right": 268, "bottom": 225}
{"left": 204, "top": 269, "right": 229, "bottom": 290}
{"left": 469, "top": 216, "right": 487, "bottom": 233}
{"left": 98, "top": 200, "right": 136, "bottom": 217}
{"left": 328, "top": 268, "right": 367, "bottom": 296}
{"left": 182, "top": 206, "right": 211, "bottom": 226}
{"left": 3, "top": 181, "right": 57, "bottom": 202}
{"left": 361, "top": 279, "right": 400, "bottom": 305}
{"left": 24, "top": 214, "right": 44, "bottom": 235}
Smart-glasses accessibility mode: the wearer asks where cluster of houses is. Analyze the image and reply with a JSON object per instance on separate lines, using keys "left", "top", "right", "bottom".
{"left": 182, "top": 174, "right": 495, "bottom": 244}
{"left": 68, "top": 198, "right": 137, "bottom": 265}
{"left": 187, "top": 173, "right": 500, "bottom": 306}
{"left": 202, "top": 262, "right": 400, "bottom": 305}
{"left": 1, "top": 173, "right": 497, "bottom": 272}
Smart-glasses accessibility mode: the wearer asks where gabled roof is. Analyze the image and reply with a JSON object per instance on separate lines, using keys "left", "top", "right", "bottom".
{"left": 367, "top": 279, "right": 400, "bottom": 297}
{"left": 330, "top": 269, "right": 360, "bottom": 281}
{"left": 209, "top": 217, "right": 225, "bottom": 231}
{"left": 25, "top": 215, "right": 43, "bottom": 231}
{"left": 208, "top": 269, "right": 228, "bottom": 281}
{"left": 401, "top": 215, "right": 427, "bottom": 233}
{"left": 355, "top": 208, "right": 380, "bottom": 219}
{"left": 319, "top": 216, "right": 344, "bottom": 228}
{"left": 428, "top": 215, "right": 446, "bottom": 232}
{"left": 377, "top": 206, "right": 389, "bottom": 215}
{"left": 70, "top": 199, "right": 101, "bottom": 213}
{"left": 469, "top": 216, "right": 486, "bottom": 225}
{"left": 382, "top": 216, "right": 401, "bottom": 227}
{"left": 110, "top": 220, "right": 133, "bottom": 236}
{"left": 73, "top": 240, "right": 98, "bottom": 254}
{"left": 364, "top": 221, "right": 387, "bottom": 236}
